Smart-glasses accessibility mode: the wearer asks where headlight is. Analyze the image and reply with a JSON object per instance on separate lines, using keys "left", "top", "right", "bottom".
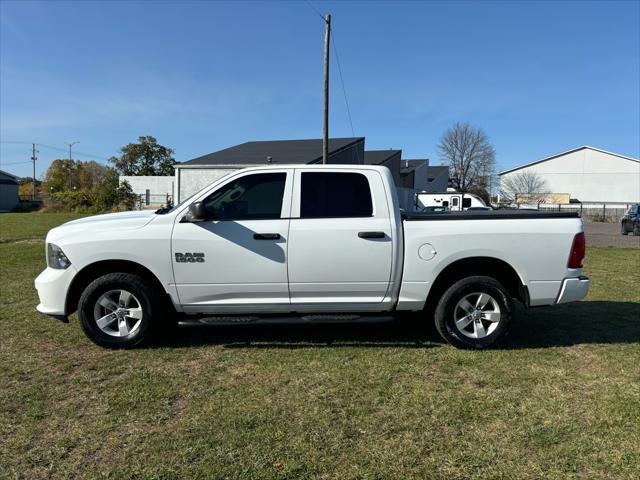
{"left": 47, "top": 243, "right": 71, "bottom": 269}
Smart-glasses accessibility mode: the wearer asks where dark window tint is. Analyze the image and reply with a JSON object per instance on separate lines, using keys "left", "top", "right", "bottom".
{"left": 301, "top": 172, "right": 373, "bottom": 218}
{"left": 462, "top": 198, "right": 472, "bottom": 208}
{"left": 203, "top": 173, "right": 286, "bottom": 220}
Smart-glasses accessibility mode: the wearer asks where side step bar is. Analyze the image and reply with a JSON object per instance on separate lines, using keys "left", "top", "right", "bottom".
{"left": 178, "top": 314, "right": 394, "bottom": 327}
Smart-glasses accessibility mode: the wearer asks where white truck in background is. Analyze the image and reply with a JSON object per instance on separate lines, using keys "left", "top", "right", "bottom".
{"left": 35, "top": 165, "right": 589, "bottom": 349}
{"left": 417, "top": 191, "right": 487, "bottom": 211}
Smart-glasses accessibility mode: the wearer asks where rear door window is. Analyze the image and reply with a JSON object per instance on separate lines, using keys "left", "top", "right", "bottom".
{"left": 300, "top": 172, "right": 373, "bottom": 218}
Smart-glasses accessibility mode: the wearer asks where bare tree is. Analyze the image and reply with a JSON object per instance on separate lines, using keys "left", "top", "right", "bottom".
{"left": 438, "top": 122, "right": 496, "bottom": 192}
{"left": 500, "top": 170, "right": 549, "bottom": 204}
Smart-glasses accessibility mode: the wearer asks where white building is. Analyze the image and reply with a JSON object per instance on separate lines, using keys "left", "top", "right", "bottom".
{"left": 498, "top": 146, "right": 639, "bottom": 204}
{"left": 119, "top": 175, "right": 174, "bottom": 207}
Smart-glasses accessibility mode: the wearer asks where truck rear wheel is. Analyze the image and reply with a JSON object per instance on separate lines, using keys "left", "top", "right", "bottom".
{"left": 434, "top": 275, "right": 513, "bottom": 349}
{"left": 78, "top": 272, "right": 162, "bottom": 348}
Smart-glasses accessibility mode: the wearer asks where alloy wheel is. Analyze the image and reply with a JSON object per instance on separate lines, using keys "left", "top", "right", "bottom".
{"left": 93, "top": 289, "right": 143, "bottom": 337}
{"left": 453, "top": 292, "right": 501, "bottom": 339}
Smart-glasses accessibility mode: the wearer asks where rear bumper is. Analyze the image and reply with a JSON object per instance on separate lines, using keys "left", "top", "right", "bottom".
{"left": 556, "top": 276, "right": 590, "bottom": 304}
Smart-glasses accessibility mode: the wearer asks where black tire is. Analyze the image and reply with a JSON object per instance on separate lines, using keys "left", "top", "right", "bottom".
{"left": 634, "top": 224, "right": 640, "bottom": 236}
{"left": 621, "top": 223, "right": 627, "bottom": 235}
{"left": 434, "top": 276, "right": 513, "bottom": 349}
{"left": 78, "top": 272, "right": 163, "bottom": 348}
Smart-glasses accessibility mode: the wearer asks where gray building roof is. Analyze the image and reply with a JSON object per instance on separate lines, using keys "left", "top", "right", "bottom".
{"left": 400, "top": 159, "right": 428, "bottom": 175}
{"left": 363, "top": 150, "right": 401, "bottom": 165}
{"left": 0, "top": 169, "right": 20, "bottom": 185}
{"left": 181, "top": 137, "right": 365, "bottom": 166}
{"left": 427, "top": 165, "right": 449, "bottom": 181}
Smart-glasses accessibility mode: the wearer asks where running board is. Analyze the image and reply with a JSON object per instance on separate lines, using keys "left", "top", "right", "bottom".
{"left": 178, "top": 314, "right": 394, "bottom": 327}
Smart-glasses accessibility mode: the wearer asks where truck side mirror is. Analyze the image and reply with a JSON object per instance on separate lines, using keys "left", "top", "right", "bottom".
{"left": 185, "top": 202, "right": 206, "bottom": 222}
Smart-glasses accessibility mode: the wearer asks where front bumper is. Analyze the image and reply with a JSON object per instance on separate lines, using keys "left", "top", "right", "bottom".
{"left": 35, "top": 265, "right": 78, "bottom": 321}
{"left": 556, "top": 275, "right": 590, "bottom": 304}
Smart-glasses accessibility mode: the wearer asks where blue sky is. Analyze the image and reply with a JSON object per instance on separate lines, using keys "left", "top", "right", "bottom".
{"left": 1, "top": 0, "right": 639, "bottom": 179}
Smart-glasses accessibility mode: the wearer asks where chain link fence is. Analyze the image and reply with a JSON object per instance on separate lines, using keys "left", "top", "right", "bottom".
{"left": 522, "top": 202, "right": 634, "bottom": 222}
{"left": 135, "top": 193, "right": 173, "bottom": 210}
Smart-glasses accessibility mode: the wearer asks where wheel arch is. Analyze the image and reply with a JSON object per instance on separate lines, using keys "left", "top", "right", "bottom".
{"left": 425, "top": 256, "right": 528, "bottom": 312}
{"left": 65, "top": 259, "right": 172, "bottom": 315}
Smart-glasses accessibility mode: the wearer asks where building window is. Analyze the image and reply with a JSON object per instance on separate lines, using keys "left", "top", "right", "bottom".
{"left": 301, "top": 172, "right": 373, "bottom": 218}
{"left": 202, "top": 173, "right": 286, "bottom": 220}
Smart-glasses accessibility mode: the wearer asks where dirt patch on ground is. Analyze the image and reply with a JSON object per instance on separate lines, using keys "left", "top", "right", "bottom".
{"left": 0, "top": 238, "right": 43, "bottom": 245}
{"left": 584, "top": 221, "right": 640, "bottom": 248}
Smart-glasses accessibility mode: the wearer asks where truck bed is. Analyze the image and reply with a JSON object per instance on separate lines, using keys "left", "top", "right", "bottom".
{"left": 403, "top": 210, "right": 580, "bottom": 221}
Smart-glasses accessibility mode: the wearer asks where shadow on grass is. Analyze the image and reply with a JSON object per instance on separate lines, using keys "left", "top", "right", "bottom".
{"left": 151, "top": 301, "right": 639, "bottom": 350}
{"left": 153, "top": 318, "right": 440, "bottom": 350}
{"left": 499, "top": 301, "right": 640, "bottom": 349}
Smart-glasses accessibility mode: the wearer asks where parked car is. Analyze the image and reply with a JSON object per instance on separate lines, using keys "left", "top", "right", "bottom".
{"left": 621, "top": 204, "right": 640, "bottom": 236}
{"left": 35, "top": 165, "right": 589, "bottom": 350}
{"left": 466, "top": 206, "right": 493, "bottom": 211}
{"left": 421, "top": 206, "right": 450, "bottom": 213}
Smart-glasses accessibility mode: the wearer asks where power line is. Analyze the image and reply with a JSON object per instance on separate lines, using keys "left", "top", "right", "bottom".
{"left": 304, "top": 0, "right": 326, "bottom": 21}
{"left": 1, "top": 160, "right": 31, "bottom": 166}
{"left": 302, "top": 3, "right": 356, "bottom": 138}
{"left": 0, "top": 141, "right": 110, "bottom": 161}
{"left": 331, "top": 31, "right": 355, "bottom": 137}
{"left": 64, "top": 141, "right": 80, "bottom": 161}
{"left": 31, "top": 144, "right": 37, "bottom": 199}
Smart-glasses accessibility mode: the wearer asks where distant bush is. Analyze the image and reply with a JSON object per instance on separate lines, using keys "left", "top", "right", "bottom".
{"left": 41, "top": 160, "right": 136, "bottom": 213}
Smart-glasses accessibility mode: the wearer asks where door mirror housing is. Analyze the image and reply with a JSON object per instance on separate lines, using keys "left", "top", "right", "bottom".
{"left": 185, "top": 201, "right": 206, "bottom": 222}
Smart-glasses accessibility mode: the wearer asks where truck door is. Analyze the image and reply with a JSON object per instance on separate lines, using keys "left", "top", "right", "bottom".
{"left": 171, "top": 170, "right": 293, "bottom": 313}
{"left": 287, "top": 169, "right": 394, "bottom": 307}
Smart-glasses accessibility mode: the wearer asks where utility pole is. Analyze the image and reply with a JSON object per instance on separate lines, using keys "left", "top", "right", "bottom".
{"left": 322, "top": 14, "right": 331, "bottom": 164}
{"left": 31, "top": 143, "right": 37, "bottom": 200}
{"left": 65, "top": 141, "right": 79, "bottom": 161}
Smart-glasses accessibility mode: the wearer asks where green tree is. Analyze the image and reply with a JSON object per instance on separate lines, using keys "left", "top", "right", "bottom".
{"left": 109, "top": 136, "right": 176, "bottom": 176}
{"left": 42, "top": 159, "right": 78, "bottom": 193}
{"left": 18, "top": 177, "right": 42, "bottom": 198}
{"left": 42, "top": 159, "right": 137, "bottom": 213}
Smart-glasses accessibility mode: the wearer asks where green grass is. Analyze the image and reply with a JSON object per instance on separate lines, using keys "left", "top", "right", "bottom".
{"left": 0, "top": 213, "right": 638, "bottom": 479}
{"left": 0, "top": 212, "right": 85, "bottom": 242}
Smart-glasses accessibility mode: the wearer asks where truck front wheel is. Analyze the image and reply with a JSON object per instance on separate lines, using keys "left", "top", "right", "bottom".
{"left": 434, "top": 276, "right": 513, "bottom": 349}
{"left": 78, "top": 272, "right": 162, "bottom": 348}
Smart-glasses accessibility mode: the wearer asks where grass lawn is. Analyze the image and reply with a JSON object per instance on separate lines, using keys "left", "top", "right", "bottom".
{"left": 1, "top": 212, "right": 639, "bottom": 479}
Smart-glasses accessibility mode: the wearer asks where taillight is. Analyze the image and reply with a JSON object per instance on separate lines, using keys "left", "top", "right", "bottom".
{"left": 568, "top": 232, "right": 585, "bottom": 268}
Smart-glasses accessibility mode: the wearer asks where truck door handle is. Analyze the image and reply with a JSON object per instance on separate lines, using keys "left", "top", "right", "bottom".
{"left": 253, "top": 233, "right": 281, "bottom": 240}
{"left": 358, "top": 231, "right": 386, "bottom": 239}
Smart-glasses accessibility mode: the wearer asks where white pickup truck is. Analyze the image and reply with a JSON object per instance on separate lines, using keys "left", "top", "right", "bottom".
{"left": 35, "top": 165, "right": 589, "bottom": 349}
